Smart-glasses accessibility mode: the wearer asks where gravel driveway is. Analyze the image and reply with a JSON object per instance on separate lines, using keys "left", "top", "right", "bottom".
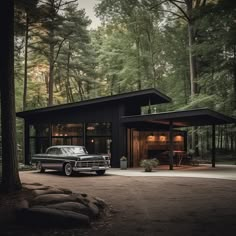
{"left": 20, "top": 166, "right": 236, "bottom": 236}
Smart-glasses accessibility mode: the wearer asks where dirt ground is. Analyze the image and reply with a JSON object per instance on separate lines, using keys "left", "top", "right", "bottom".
{"left": 2, "top": 169, "right": 236, "bottom": 236}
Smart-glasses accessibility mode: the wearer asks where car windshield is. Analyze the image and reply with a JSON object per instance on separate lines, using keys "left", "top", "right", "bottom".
{"left": 61, "top": 146, "right": 88, "bottom": 155}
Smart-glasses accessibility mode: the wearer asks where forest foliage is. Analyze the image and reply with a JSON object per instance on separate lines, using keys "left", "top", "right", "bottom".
{"left": 13, "top": 0, "right": 236, "bottom": 155}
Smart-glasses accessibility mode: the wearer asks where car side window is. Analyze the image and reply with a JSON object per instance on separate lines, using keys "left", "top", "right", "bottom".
{"left": 55, "top": 149, "right": 62, "bottom": 155}
{"left": 47, "top": 148, "right": 56, "bottom": 155}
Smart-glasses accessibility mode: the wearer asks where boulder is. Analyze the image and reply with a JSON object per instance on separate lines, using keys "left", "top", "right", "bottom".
{"left": 39, "top": 202, "right": 88, "bottom": 214}
{"left": 94, "top": 197, "right": 107, "bottom": 209}
{"left": 23, "top": 184, "right": 49, "bottom": 190}
{"left": 18, "top": 207, "right": 90, "bottom": 227}
{"left": 32, "top": 194, "right": 76, "bottom": 205}
{"left": 58, "top": 188, "right": 73, "bottom": 194}
{"left": 87, "top": 203, "right": 99, "bottom": 217}
{"left": 33, "top": 188, "right": 64, "bottom": 196}
{"left": 16, "top": 200, "right": 29, "bottom": 210}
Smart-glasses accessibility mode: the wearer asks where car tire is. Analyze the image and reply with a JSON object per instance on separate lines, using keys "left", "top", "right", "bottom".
{"left": 63, "top": 162, "right": 73, "bottom": 176}
{"left": 96, "top": 170, "right": 106, "bottom": 176}
{"left": 36, "top": 162, "right": 45, "bottom": 173}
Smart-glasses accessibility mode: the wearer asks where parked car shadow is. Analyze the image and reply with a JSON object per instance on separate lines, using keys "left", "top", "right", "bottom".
{"left": 30, "top": 170, "right": 110, "bottom": 178}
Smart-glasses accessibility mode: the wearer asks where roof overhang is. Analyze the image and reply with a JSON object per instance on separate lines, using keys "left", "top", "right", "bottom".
{"left": 121, "top": 108, "right": 236, "bottom": 128}
{"left": 16, "top": 88, "right": 171, "bottom": 119}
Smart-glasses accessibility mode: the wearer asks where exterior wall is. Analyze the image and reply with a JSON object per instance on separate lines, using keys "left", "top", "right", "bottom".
{"left": 24, "top": 103, "right": 127, "bottom": 168}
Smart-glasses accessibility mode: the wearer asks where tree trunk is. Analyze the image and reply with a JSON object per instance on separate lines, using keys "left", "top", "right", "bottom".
{"left": 135, "top": 33, "right": 142, "bottom": 90}
{"left": 48, "top": 43, "right": 54, "bottom": 106}
{"left": 233, "top": 46, "right": 236, "bottom": 110}
{"left": 66, "top": 43, "right": 74, "bottom": 103}
{"left": 0, "top": 0, "right": 22, "bottom": 192}
{"left": 23, "top": 12, "right": 29, "bottom": 111}
{"left": 187, "top": 21, "right": 198, "bottom": 96}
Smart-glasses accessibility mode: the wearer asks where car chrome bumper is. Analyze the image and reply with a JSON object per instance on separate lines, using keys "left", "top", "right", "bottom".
{"left": 72, "top": 166, "right": 109, "bottom": 172}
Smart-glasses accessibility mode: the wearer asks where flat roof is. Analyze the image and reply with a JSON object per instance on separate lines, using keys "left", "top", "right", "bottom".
{"left": 121, "top": 108, "right": 236, "bottom": 127}
{"left": 16, "top": 88, "right": 171, "bottom": 118}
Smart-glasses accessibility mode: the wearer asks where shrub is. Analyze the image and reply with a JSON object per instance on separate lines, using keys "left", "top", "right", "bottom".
{"left": 140, "top": 158, "right": 159, "bottom": 172}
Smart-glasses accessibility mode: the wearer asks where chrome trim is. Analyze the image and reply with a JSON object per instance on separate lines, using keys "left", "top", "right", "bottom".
{"left": 72, "top": 166, "right": 109, "bottom": 171}
{"left": 32, "top": 157, "right": 76, "bottom": 162}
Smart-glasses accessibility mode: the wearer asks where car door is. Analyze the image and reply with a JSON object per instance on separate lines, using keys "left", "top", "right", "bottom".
{"left": 44, "top": 148, "right": 63, "bottom": 170}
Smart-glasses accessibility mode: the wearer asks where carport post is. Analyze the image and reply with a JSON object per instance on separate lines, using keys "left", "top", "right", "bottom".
{"left": 169, "top": 120, "right": 174, "bottom": 170}
{"left": 212, "top": 124, "right": 216, "bottom": 168}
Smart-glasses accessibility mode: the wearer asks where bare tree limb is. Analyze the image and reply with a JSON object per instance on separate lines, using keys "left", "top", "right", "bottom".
{"left": 149, "top": 0, "right": 169, "bottom": 11}
{"left": 159, "top": 9, "right": 188, "bottom": 21}
{"left": 53, "top": 37, "right": 66, "bottom": 66}
{"left": 169, "top": 0, "right": 190, "bottom": 21}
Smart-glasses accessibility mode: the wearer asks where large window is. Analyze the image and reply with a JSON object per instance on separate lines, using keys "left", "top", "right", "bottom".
{"left": 86, "top": 123, "right": 112, "bottom": 154}
{"left": 29, "top": 124, "right": 50, "bottom": 157}
{"left": 52, "top": 123, "right": 83, "bottom": 146}
{"left": 28, "top": 123, "right": 112, "bottom": 159}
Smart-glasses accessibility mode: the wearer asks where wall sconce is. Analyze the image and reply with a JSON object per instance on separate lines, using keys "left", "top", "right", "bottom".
{"left": 91, "top": 139, "right": 94, "bottom": 143}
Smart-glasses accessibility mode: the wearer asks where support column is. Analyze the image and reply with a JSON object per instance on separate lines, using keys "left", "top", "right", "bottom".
{"left": 24, "top": 120, "right": 30, "bottom": 165}
{"left": 212, "top": 124, "right": 216, "bottom": 168}
{"left": 169, "top": 120, "right": 174, "bottom": 170}
{"left": 49, "top": 124, "right": 52, "bottom": 146}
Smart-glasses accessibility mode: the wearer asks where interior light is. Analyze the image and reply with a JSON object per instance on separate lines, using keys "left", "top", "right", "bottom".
{"left": 87, "top": 126, "right": 95, "bottom": 130}
{"left": 159, "top": 135, "right": 166, "bottom": 142}
{"left": 174, "top": 135, "right": 183, "bottom": 142}
{"left": 147, "top": 133, "right": 155, "bottom": 142}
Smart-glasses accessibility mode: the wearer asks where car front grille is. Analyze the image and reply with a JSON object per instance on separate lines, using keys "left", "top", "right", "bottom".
{"left": 76, "top": 160, "right": 107, "bottom": 167}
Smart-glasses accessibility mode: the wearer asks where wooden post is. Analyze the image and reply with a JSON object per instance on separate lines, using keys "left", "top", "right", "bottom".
{"left": 169, "top": 120, "right": 174, "bottom": 170}
{"left": 212, "top": 124, "right": 216, "bottom": 168}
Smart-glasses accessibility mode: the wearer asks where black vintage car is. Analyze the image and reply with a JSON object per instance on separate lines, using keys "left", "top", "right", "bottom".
{"left": 32, "top": 145, "right": 110, "bottom": 176}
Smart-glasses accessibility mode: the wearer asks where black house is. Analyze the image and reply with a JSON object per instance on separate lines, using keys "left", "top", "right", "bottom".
{"left": 16, "top": 88, "right": 235, "bottom": 168}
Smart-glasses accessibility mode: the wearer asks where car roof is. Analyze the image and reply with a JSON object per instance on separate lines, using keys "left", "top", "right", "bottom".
{"left": 47, "top": 145, "right": 85, "bottom": 149}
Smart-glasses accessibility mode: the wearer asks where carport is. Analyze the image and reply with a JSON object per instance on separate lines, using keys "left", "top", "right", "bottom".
{"left": 121, "top": 108, "right": 236, "bottom": 170}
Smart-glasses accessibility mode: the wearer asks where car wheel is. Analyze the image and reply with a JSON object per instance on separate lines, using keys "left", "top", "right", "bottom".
{"left": 63, "top": 162, "right": 73, "bottom": 176}
{"left": 36, "top": 162, "right": 45, "bottom": 173}
{"left": 96, "top": 170, "right": 106, "bottom": 176}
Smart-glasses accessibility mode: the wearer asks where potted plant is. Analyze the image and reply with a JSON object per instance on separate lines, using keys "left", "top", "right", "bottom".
{"left": 120, "top": 156, "right": 127, "bottom": 169}
{"left": 140, "top": 158, "right": 159, "bottom": 172}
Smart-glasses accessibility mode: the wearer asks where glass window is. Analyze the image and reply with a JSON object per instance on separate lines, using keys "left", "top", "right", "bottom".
{"left": 51, "top": 123, "right": 84, "bottom": 146}
{"left": 52, "top": 123, "right": 83, "bottom": 137}
{"left": 30, "top": 137, "right": 50, "bottom": 156}
{"left": 61, "top": 146, "right": 87, "bottom": 155}
{"left": 86, "top": 123, "right": 111, "bottom": 136}
{"left": 30, "top": 124, "right": 50, "bottom": 137}
{"left": 46, "top": 148, "right": 62, "bottom": 155}
{"left": 85, "top": 123, "right": 112, "bottom": 155}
